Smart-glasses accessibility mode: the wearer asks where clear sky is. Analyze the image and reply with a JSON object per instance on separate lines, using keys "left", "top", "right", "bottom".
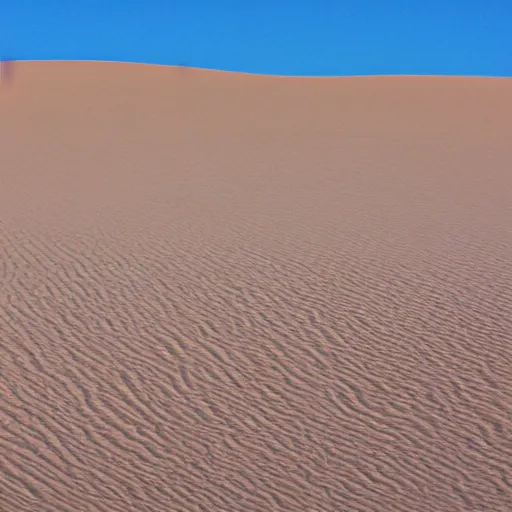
{"left": 2, "top": 0, "right": 512, "bottom": 76}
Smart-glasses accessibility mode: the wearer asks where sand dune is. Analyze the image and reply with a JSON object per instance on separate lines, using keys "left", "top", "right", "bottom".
{"left": 1, "top": 61, "right": 511, "bottom": 511}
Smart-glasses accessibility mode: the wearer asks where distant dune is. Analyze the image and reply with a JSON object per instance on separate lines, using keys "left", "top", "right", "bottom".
{"left": 1, "top": 61, "right": 511, "bottom": 512}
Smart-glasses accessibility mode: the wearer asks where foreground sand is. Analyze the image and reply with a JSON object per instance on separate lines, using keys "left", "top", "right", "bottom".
{"left": 1, "top": 61, "right": 511, "bottom": 511}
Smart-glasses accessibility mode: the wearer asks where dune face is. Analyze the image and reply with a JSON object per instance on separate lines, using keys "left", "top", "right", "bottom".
{"left": 1, "top": 62, "right": 511, "bottom": 512}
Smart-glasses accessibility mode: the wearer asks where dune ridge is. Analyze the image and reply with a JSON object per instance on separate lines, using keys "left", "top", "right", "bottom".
{"left": 1, "top": 61, "right": 511, "bottom": 511}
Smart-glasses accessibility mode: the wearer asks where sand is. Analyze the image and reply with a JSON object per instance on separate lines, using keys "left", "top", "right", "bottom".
{"left": 1, "top": 61, "right": 511, "bottom": 512}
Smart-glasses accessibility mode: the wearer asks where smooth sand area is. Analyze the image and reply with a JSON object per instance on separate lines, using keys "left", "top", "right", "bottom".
{"left": 1, "top": 61, "right": 511, "bottom": 511}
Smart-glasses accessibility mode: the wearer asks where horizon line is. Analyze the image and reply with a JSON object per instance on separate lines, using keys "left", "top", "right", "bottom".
{"left": 4, "top": 58, "right": 512, "bottom": 80}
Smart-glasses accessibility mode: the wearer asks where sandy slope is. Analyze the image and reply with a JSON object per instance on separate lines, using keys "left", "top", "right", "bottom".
{"left": 1, "top": 61, "right": 511, "bottom": 512}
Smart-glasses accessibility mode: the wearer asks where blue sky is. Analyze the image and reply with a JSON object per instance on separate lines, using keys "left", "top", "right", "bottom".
{"left": 2, "top": 1, "right": 512, "bottom": 76}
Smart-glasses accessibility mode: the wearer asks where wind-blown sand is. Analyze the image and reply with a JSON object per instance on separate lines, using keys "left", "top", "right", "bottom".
{"left": 1, "top": 61, "right": 511, "bottom": 512}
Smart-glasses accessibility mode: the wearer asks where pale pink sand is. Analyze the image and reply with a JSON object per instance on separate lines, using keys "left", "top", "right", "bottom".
{"left": 1, "top": 61, "right": 511, "bottom": 511}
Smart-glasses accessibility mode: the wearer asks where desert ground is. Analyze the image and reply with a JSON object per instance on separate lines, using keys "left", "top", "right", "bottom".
{"left": 0, "top": 61, "right": 511, "bottom": 511}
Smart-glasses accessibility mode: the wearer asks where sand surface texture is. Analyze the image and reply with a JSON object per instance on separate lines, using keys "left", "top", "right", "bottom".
{"left": 1, "top": 62, "right": 511, "bottom": 511}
